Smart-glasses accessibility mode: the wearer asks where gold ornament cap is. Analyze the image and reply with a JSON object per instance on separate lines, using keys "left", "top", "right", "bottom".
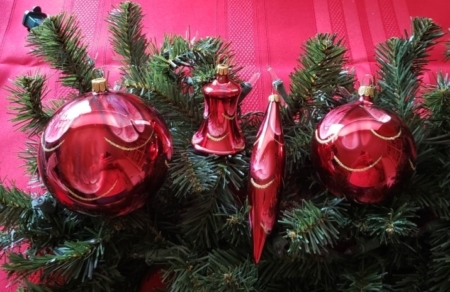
{"left": 358, "top": 85, "right": 374, "bottom": 97}
{"left": 216, "top": 64, "right": 229, "bottom": 76}
{"left": 268, "top": 94, "right": 280, "bottom": 103}
{"left": 92, "top": 78, "right": 108, "bottom": 93}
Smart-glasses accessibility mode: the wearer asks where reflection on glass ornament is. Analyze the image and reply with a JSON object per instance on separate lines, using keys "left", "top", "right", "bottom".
{"left": 192, "top": 64, "right": 245, "bottom": 155}
{"left": 310, "top": 83, "right": 416, "bottom": 203}
{"left": 38, "top": 77, "right": 172, "bottom": 216}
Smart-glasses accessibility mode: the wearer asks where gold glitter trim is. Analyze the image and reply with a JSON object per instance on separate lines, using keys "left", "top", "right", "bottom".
{"left": 41, "top": 134, "right": 65, "bottom": 152}
{"left": 250, "top": 177, "right": 275, "bottom": 189}
{"left": 104, "top": 129, "right": 153, "bottom": 151}
{"left": 315, "top": 129, "right": 336, "bottom": 144}
{"left": 370, "top": 129, "right": 402, "bottom": 140}
{"left": 207, "top": 132, "right": 228, "bottom": 142}
{"left": 65, "top": 180, "right": 118, "bottom": 202}
{"left": 333, "top": 155, "right": 382, "bottom": 172}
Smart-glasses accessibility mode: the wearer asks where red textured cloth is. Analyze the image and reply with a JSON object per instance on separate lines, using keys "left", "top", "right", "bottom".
{"left": 1, "top": 0, "right": 450, "bottom": 290}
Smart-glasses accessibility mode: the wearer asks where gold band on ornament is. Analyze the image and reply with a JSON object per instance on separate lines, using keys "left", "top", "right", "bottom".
{"left": 333, "top": 155, "right": 382, "bottom": 172}
{"left": 370, "top": 129, "right": 402, "bottom": 140}
{"left": 65, "top": 180, "right": 118, "bottom": 202}
{"left": 222, "top": 113, "right": 235, "bottom": 120}
{"left": 41, "top": 134, "right": 65, "bottom": 152}
{"left": 207, "top": 132, "right": 228, "bottom": 142}
{"left": 104, "top": 129, "right": 154, "bottom": 151}
{"left": 250, "top": 177, "right": 275, "bottom": 189}
{"left": 315, "top": 130, "right": 337, "bottom": 144}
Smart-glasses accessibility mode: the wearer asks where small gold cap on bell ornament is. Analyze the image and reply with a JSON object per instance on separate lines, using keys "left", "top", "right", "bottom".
{"left": 92, "top": 78, "right": 108, "bottom": 93}
{"left": 216, "top": 64, "right": 229, "bottom": 75}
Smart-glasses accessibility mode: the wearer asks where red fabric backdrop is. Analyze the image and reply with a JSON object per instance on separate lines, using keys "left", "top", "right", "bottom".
{"left": 1, "top": 0, "right": 450, "bottom": 290}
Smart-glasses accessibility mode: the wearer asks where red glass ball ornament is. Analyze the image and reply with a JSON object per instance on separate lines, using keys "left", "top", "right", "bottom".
{"left": 310, "top": 93, "right": 416, "bottom": 204}
{"left": 38, "top": 78, "right": 172, "bottom": 216}
{"left": 139, "top": 270, "right": 166, "bottom": 292}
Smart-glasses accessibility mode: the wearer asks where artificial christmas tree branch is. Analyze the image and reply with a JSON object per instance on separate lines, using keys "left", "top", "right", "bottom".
{"left": 107, "top": 1, "right": 150, "bottom": 89}
{"left": 7, "top": 74, "right": 51, "bottom": 136}
{"left": 27, "top": 13, "right": 95, "bottom": 94}
{"left": 288, "top": 33, "right": 355, "bottom": 120}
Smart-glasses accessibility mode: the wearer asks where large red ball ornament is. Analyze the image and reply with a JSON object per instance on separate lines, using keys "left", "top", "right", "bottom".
{"left": 37, "top": 78, "right": 172, "bottom": 216}
{"left": 310, "top": 86, "right": 416, "bottom": 203}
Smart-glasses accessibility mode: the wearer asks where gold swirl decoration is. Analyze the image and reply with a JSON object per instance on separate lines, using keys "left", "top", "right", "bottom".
{"left": 41, "top": 134, "right": 65, "bottom": 152}
{"left": 64, "top": 180, "right": 118, "bottom": 202}
{"left": 207, "top": 132, "right": 228, "bottom": 142}
{"left": 333, "top": 155, "right": 382, "bottom": 172}
{"left": 315, "top": 129, "right": 337, "bottom": 144}
{"left": 104, "top": 129, "right": 154, "bottom": 151}
{"left": 222, "top": 113, "right": 235, "bottom": 120}
{"left": 250, "top": 177, "right": 275, "bottom": 189}
{"left": 370, "top": 129, "right": 402, "bottom": 140}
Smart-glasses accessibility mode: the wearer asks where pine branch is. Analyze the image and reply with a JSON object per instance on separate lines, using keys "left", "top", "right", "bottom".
{"left": 376, "top": 18, "right": 443, "bottom": 122}
{"left": 0, "top": 184, "right": 32, "bottom": 232}
{"left": 27, "top": 13, "right": 94, "bottom": 93}
{"left": 288, "top": 33, "right": 355, "bottom": 120}
{"left": 423, "top": 72, "right": 450, "bottom": 137}
{"left": 279, "top": 199, "right": 348, "bottom": 255}
{"left": 108, "top": 1, "right": 150, "bottom": 87}
{"left": 362, "top": 203, "right": 419, "bottom": 244}
{"left": 338, "top": 258, "right": 388, "bottom": 292}
{"left": 4, "top": 240, "right": 104, "bottom": 284}
{"left": 427, "top": 221, "right": 450, "bottom": 291}
{"left": 7, "top": 73, "right": 51, "bottom": 136}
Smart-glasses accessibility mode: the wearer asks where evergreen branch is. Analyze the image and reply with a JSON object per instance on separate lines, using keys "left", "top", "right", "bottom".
{"left": 6, "top": 73, "right": 51, "bottom": 136}
{"left": 257, "top": 253, "right": 338, "bottom": 290}
{"left": 362, "top": 203, "right": 419, "bottom": 244}
{"left": 218, "top": 203, "right": 250, "bottom": 247}
{"left": 180, "top": 195, "right": 223, "bottom": 250}
{"left": 288, "top": 33, "right": 354, "bottom": 120}
{"left": 27, "top": 13, "right": 94, "bottom": 93}
{"left": 338, "top": 258, "right": 388, "bottom": 292}
{"left": 4, "top": 240, "right": 104, "bottom": 284}
{"left": 280, "top": 199, "right": 348, "bottom": 255}
{"left": 423, "top": 72, "right": 450, "bottom": 136}
{"left": 107, "top": 1, "right": 149, "bottom": 86}
{"left": 18, "top": 139, "right": 39, "bottom": 176}
{"left": 427, "top": 221, "right": 450, "bottom": 291}
{"left": 0, "top": 184, "right": 32, "bottom": 232}
{"left": 169, "top": 149, "right": 220, "bottom": 197}
{"left": 199, "top": 249, "right": 257, "bottom": 292}
{"left": 376, "top": 18, "right": 443, "bottom": 121}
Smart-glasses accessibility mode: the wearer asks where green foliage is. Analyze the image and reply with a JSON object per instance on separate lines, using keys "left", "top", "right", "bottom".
{"left": 27, "top": 13, "right": 95, "bottom": 93}
{"left": 4, "top": 2, "right": 450, "bottom": 292}
{"left": 6, "top": 73, "right": 51, "bottom": 136}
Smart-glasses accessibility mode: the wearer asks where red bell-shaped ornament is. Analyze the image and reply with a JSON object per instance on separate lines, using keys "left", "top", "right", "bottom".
{"left": 310, "top": 82, "right": 417, "bottom": 203}
{"left": 191, "top": 64, "right": 245, "bottom": 155}
{"left": 38, "top": 77, "right": 173, "bottom": 216}
{"left": 249, "top": 94, "right": 285, "bottom": 263}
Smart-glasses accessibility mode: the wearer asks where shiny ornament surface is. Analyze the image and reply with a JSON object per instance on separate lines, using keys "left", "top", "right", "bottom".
{"left": 192, "top": 64, "right": 245, "bottom": 155}
{"left": 249, "top": 94, "right": 285, "bottom": 263}
{"left": 38, "top": 80, "right": 172, "bottom": 216}
{"left": 310, "top": 91, "right": 416, "bottom": 203}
